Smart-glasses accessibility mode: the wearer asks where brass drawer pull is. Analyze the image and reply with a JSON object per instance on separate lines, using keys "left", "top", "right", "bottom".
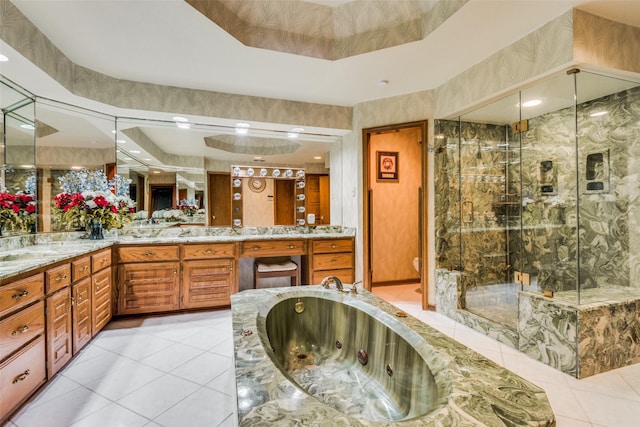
{"left": 12, "top": 290, "right": 29, "bottom": 299}
{"left": 142, "top": 252, "right": 154, "bottom": 257}
{"left": 288, "top": 245, "right": 296, "bottom": 249}
{"left": 100, "top": 257, "right": 108, "bottom": 263}
{"left": 55, "top": 274, "right": 68, "bottom": 282}
{"left": 252, "top": 246, "right": 260, "bottom": 251}
{"left": 204, "top": 249, "right": 214, "bottom": 255}
{"left": 80, "top": 266, "right": 89, "bottom": 272}
{"left": 12, "top": 325, "right": 29, "bottom": 335}
{"left": 331, "top": 244, "right": 337, "bottom": 249}
{"left": 12, "top": 369, "right": 30, "bottom": 384}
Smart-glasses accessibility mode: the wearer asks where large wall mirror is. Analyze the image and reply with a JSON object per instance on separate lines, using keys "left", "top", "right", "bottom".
{"left": 1, "top": 74, "right": 337, "bottom": 236}
{"left": 1, "top": 77, "right": 35, "bottom": 236}
{"left": 35, "top": 99, "right": 116, "bottom": 232}
{"left": 230, "top": 165, "right": 307, "bottom": 227}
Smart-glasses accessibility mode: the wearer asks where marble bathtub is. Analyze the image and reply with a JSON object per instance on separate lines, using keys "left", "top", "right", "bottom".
{"left": 232, "top": 287, "right": 555, "bottom": 426}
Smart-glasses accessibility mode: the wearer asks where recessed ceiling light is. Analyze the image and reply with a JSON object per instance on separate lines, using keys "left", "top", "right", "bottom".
{"left": 314, "top": 156, "right": 322, "bottom": 160}
{"left": 117, "top": 139, "right": 126, "bottom": 144}
{"left": 590, "top": 111, "right": 608, "bottom": 117}
{"left": 143, "top": 158, "right": 152, "bottom": 161}
{"left": 124, "top": 157, "right": 133, "bottom": 161}
{"left": 177, "top": 123, "right": 191, "bottom": 129}
{"left": 236, "top": 122, "right": 250, "bottom": 128}
{"left": 377, "top": 80, "right": 389, "bottom": 87}
{"left": 153, "top": 170, "right": 161, "bottom": 174}
{"left": 522, "top": 99, "right": 542, "bottom": 107}
{"left": 172, "top": 116, "right": 188, "bottom": 122}
{"left": 254, "top": 156, "right": 262, "bottom": 160}
{"left": 129, "top": 150, "right": 141, "bottom": 154}
{"left": 236, "top": 127, "right": 248, "bottom": 135}
{"left": 111, "top": 130, "right": 117, "bottom": 134}
{"left": 0, "top": 54, "right": 8, "bottom": 62}
{"left": 20, "top": 124, "right": 35, "bottom": 130}
{"left": 291, "top": 127, "right": 304, "bottom": 133}
{"left": 71, "top": 166, "right": 83, "bottom": 170}
{"left": 287, "top": 132, "right": 299, "bottom": 138}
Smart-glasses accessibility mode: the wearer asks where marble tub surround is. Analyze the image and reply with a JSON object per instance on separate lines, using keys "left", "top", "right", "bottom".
{"left": 232, "top": 286, "right": 555, "bottom": 426}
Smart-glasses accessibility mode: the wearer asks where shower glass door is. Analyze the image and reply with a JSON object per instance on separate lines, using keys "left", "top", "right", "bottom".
{"left": 458, "top": 92, "right": 522, "bottom": 330}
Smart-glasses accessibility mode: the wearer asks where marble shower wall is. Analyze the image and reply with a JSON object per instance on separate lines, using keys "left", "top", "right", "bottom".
{"left": 434, "top": 119, "right": 517, "bottom": 286}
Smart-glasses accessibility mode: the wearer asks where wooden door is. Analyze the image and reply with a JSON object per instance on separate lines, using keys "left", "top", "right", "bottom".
{"left": 274, "top": 180, "right": 295, "bottom": 225}
{"left": 208, "top": 173, "right": 231, "bottom": 226}
{"left": 307, "top": 174, "right": 330, "bottom": 224}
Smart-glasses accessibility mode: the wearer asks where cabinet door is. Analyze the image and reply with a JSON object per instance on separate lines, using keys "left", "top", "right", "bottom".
{"left": 181, "top": 260, "right": 233, "bottom": 309}
{"left": 92, "top": 267, "right": 112, "bottom": 335}
{"left": 46, "top": 288, "right": 72, "bottom": 378}
{"left": 72, "top": 278, "right": 92, "bottom": 354}
{"left": 118, "top": 262, "right": 179, "bottom": 315}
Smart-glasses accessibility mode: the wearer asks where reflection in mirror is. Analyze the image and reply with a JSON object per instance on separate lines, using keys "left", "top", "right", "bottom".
{"left": 1, "top": 76, "right": 36, "bottom": 236}
{"left": 231, "top": 166, "right": 306, "bottom": 227}
{"left": 116, "top": 117, "right": 206, "bottom": 224}
{"left": 35, "top": 99, "right": 116, "bottom": 232}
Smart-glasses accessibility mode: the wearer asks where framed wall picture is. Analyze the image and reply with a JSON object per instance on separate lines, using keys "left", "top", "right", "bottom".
{"left": 377, "top": 151, "right": 398, "bottom": 182}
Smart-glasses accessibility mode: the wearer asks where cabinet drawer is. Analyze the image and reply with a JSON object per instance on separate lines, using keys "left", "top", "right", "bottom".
{"left": 312, "top": 269, "right": 354, "bottom": 286}
{"left": 0, "top": 273, "right": 44, "bottom": 318}
{"left": 91, "top": 249, "right": 112, "bottom": 272}
{"left": 0, "top": 336, "right": 46, "bottom": 421}
{"left": 182, "top": 243, "right": 236, "bottom": 260}
{"left": 241, "top": 240, "right": 306, "bottom": 257}
{"left": 45, "top": 264, "right": 71, "bottom": 294}
{"left": 312, "top": 239, "right": 353, "bottom": 254}
{"left": 312, "top": 252, "right": 353, "bottom": 271}
{"left": 0, "top": 301, "right": 45, "bottom": 361}
{"left": 72, "top": 256, "right": 91, "bottom": 282}
{"left": 118, "top": 246, "right": 180, "bottom": 263}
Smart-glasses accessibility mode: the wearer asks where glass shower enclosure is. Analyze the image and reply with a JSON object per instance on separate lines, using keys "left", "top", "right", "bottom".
{"left": 435, "top": 69, "right": 640, "bottom": 330}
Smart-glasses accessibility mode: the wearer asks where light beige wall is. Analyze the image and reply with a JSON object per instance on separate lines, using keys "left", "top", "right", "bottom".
{"left": 242, "top": 179, "right": 274, "bottom": 226}
{"left": 370, "top": 127, "right": 422, "bottom": 283}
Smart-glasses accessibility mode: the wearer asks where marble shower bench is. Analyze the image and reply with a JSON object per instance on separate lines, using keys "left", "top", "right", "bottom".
{"left": 436, "top": 269, "right": 640, "bottom": 378}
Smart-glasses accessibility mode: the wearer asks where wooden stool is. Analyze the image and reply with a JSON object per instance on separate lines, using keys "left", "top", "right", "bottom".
{"left": 254, "top": 259, "right": 298, "bottom": 288}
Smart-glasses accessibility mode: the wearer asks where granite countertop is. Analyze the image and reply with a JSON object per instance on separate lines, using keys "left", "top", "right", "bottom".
{"left": 0, "top": 240, "right": 115, "bottom": 280}
{"left": 0, "top": 226, "right": 355, "bottom": 280}
{"left": 232, "top": 286, "right": 555, "bottom": 426}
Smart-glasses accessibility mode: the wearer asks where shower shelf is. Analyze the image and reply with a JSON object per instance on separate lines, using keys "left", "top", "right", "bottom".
{"left": 483, "top": 253, "right": 508, "bottom": 258}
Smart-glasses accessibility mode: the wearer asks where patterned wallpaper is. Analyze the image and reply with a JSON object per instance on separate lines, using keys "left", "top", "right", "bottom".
{"left": 186, "top": 0, "right": 468, "bottom": 60}
{"left": 0, "top": 1, "right": 352, "bottom": 131}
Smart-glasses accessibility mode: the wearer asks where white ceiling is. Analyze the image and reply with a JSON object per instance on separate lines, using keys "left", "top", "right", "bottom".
{"left": 8, "top": 0, "right": 640, "bottom": 108}
{"left": 1, "top": 0, "right": 639, "bottom": 170}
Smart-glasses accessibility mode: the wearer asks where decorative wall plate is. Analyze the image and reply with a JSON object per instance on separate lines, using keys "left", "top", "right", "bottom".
{"left": 248, "top": 177, "right": 266, "bottom": 193}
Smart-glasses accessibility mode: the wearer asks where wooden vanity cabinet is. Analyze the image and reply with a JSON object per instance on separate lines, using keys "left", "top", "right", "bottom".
{"left": 0, "top": 273, "right": 46, "bottom": 423}
{"left": 181, "top": 243, "right": 236, "bottom": 309}
{"left": 46, "top": 286, "right": 72, "bottom": 377}
{"left": 304, "top": 238, "right": 355, "bottom": 285}
{"left": 91, "top": 267, "right": 112, "bottom": 335}
{"left": 117, "top": 245, "right": 180, "bottom": 315}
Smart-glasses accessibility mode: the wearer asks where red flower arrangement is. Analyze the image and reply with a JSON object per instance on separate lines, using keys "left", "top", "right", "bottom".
{"left": 0, "top": 192, "right": 36, "bottom": 231}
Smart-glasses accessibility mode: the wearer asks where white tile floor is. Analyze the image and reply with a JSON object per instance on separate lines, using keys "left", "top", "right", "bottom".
{"left": 4, "top": 284, "right": 640, "bottom": 427}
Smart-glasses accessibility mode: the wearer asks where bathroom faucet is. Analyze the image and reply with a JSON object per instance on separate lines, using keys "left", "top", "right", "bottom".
{"left": 320, "top": 276, "right": 343, "bottom": 290}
